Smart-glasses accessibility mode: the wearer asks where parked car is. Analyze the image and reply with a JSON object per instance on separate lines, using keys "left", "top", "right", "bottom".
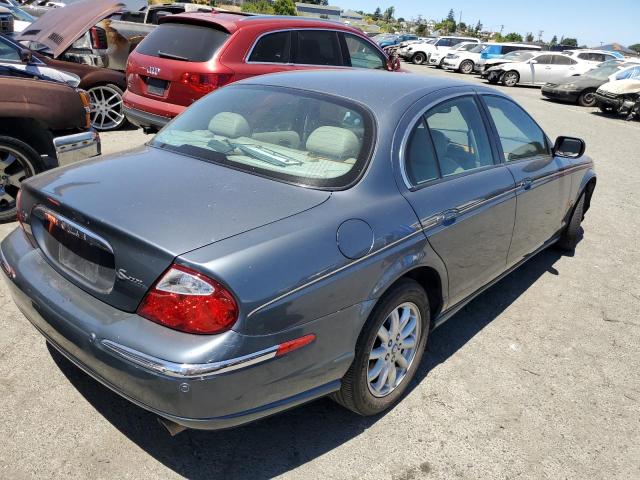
{"left": 1, "top": 70, "right": 595, "bottom": 432}
{"left": 474, "top": 43, "right": 542, "bottom": 72}
{"left": 124, "top": 13, "right": 400, "bottom": 132}
{"left": 20, "top": 0, "right": 145, "bottom": 18}
{"left": 0, "top": 74, "right": 99, "bottom": 220}
{"left": 0, "top": 3, "right": 34, "bottom": 32}
{"left": 478, "top": 50, "right": 539, "bottom": 75}
{"left": 430, "top": 41, "right": 478, "bottom": 71}
{"left": 485, "top": 52, "right": 593, "bottom": 87}
{"left": 396, "top": 38, "right": 433, "bottom": 58}
{"left": 0, "top": 32, "right": 127, "bottom": 130}
{"left": 441, "top": 43, "right": 486, "bottom": 73}
{"left": 541, "top": 60, "right": 639, "bottom": 107}
{"left": 402, "top": 36, "right": 479, "bottom": 66}
{"left": 595, "top": 79, "right": 640, "bottom": 115}
{"left": 562, "top": 49, "right": 621, "bottom": 65}
{"left": 111, "top": 1, "right": 213, "bottom": 24}
{"left": 376, "top": 33, "right": 417, "bottom": 54}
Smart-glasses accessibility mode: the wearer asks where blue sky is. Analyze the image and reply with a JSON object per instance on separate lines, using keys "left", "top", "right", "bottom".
{"left": 340, "top": 0, "right": 639, "bottom": 47}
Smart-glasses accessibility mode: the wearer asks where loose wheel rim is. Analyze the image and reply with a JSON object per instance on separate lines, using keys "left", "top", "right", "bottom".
{"left": 89, "top": 85, "right": 125, "bottom": 131}
{"left": 0, "top": 145, "right": 33, "bottom": 214}
{"left": 367, "top": 302, "right": 421, "bottom": 398}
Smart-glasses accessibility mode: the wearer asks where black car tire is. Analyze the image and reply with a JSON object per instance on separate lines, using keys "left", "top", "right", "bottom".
{"left": 0, "top": 136, "right": 44, "bottom": 222}
{"left": 577, "top": 89, "right": 597, "bottom": 107}
{"left": 412, "top": 52, "right": 426, "bottom": 65}
{"left": 459, "top": 60, "right": 474, "bottom": 74}
{"left": 333, "top": 278, "right": 430, "bottom": 416}
{"left": 502, "top": 71, "right": 520, "bottom": 87}
{"left": 557, "top": 193, "right": 585, "bottom": 251}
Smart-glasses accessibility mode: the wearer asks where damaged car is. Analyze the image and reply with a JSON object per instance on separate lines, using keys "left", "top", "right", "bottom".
{"left": 595, "top": 79, "right": 640, "bottom": 118}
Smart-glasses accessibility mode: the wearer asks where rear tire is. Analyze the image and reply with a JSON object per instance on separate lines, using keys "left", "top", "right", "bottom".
{"left": 88, "top": 84, "right": 126, "bottom": 132}
{"left": 502, "top": 71, "right": 520, "bottom": 87}
{"left": 412, "top": 52, "right": 426, "bottom": 65}
{"left": 333, "top": 278, "right": 430, "bottom": 416}
{"left": 459, "top": 60, "right": 474, "bottom": 74}
{"left": 0, "top": 136, "right": 44, "bottom": 222}
{"left": 557, "top": 193, "right": 585, "bottom": 251}
{"left": 577, "top": 89, "right": 597, "bottom": 107}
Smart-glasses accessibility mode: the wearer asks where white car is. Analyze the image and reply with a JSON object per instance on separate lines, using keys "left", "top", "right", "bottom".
{"left": 563, "top": 49, "right": 621, "bottom": 65}
{"left": 398, "top": 38, "right": 434, "bottom": 59}
{"left": 485, "top": 52, "right": 593, "bottom": 87}
{"left": 0, "top": 4, "right": 35, "bottom": 32}
{"left": 431, "top": 42, "right": 479, "bottom": 71}
{"left": 404, "top": 36, "right": 479, "bottom": 66}
{"left": 442, "top": 43, "right": 486, "bottom": 73}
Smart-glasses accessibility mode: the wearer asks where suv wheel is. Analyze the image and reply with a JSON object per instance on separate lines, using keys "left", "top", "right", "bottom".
{"left": 333, "top": 279, "right": 430, "bottom": 416}
{"left": 0, "top": 136, "right": 43, "bottom": 222}
{"left": 412, "top": 52, "right": 426, "bottom": 65}
{"left": 88, "top": 84, "right": 126, "bottom": 131}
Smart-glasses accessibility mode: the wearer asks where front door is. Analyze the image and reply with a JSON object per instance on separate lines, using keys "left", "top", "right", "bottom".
{"left": 400, "top": 94, "right": 516, "bottom": 308}
{"left": 480, "top": 94, "right": 571, "bottom": 266}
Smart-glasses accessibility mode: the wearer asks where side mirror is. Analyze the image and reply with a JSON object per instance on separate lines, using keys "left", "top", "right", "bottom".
{"left": 20, "top": 48, "right": 32, "bottom": 64}
{"left": 386, "top": 55, "right": 401, "bottom": 71}
{"left": 530, "top": 59, "right": 538, "bottom": 64}
{"left": 553, "top": 136, "right": 585, "bottom": 158}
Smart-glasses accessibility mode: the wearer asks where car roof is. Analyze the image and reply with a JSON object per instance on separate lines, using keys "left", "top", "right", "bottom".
{"left": 160, "top": 12, "right": 365, "bottom": 35}
{"left": 233, "top": 69, "right": 491, "bottom": 113}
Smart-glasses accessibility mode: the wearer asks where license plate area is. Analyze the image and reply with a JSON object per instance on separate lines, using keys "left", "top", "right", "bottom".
{"left": 145, "top": 77, "right": 168, "bottom": 96}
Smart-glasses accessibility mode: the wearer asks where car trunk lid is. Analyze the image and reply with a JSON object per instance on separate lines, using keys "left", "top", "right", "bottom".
{"left": 17, "top": 0, "right": 125, "bottom": 58}
{"left": 20, "top": 146, "right": 330, "bottom": 312}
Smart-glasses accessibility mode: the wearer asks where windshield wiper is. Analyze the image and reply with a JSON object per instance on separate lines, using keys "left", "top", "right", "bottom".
{"left": 157, "top": 50, "right": 189, "bottom": 61}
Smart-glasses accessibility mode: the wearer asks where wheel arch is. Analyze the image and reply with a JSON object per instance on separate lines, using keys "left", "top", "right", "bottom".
{"left": 0, "top": 118, "right": 56, "bottom": 167}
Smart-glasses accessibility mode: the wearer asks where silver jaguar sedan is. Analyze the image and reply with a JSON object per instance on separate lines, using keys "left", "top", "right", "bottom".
{"left": 1, "top": 70, "right": 596, "bottom": 433}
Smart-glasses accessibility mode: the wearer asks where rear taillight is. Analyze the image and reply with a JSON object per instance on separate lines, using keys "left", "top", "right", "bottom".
{"left": 137, "top": 264, "right": 238, "bottom": 335}
{"left": 89, "top": 26, "right": 108, "bottom": 50}
{"left": 180, "top": 72, "right": 233, "bottom": 94}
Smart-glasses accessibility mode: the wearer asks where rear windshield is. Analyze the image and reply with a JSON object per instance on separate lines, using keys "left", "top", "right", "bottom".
{"left": 135, "top": 23, "right": 229, "bottom": 62}
{"left": 151, "top": 85, "right": 374, "bottom": 189}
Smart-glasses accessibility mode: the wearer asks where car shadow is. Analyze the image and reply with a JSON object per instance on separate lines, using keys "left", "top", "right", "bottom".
{"left": 47, "top": 247, "right": 569, "bottom": 479}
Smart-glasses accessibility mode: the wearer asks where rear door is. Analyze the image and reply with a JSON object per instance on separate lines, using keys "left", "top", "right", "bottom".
{"left": 480, "top": 94, "right": 571, "bottom": 266}
{"left": 239, "top": 30, "right": 295, "bottom": 79}
{"left": 529, "top": 54, "right": 554, "bottom": 84}
{"left": 291, "top": 29, "right": 346, "bottom": 68}
{"left": 545, "top": 54, "right": 579, "bottom": 82}
{"left": 399, "top": 92, "right": 516, "bottom": 307}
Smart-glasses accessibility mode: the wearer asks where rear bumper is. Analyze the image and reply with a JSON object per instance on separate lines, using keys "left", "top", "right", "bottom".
{"left": 124, "top": 106, "right": 171, "bottom": 131}
{"left": 53, "top": 130, "right": 101, "bottom": 166}
{"left": 123, "top": 90, "right": 186, "bottom": 130}
{"left": 1, "top": 229, "right": 357, "bottom": 430}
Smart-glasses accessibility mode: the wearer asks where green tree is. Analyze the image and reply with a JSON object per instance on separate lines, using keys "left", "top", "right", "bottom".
{"left": 474, "top": 20, "right": 482, "bottom": 33}
{"left": 502, "top": 32, "right": 523, "bottom": 42}
{"left": 397, "top": 17, "right": 405, "bottom": 23}
{"left": 383, "top": 6, "right": 395, "bottom": 22}
{"left": 447, "top": 9, "right": 455, "bottom": 22}
{"left": 562, "top": 37, "right": 578, "bottom": 47}
{"left": 273, "top": 0, "right": 296, "bottom": 15}
{"left": 525, "top": 32, "right": 534, "bottom": 42}
{"left": 630, "top": 44, "right": 640, "bottom": 53}
{"left": 550, "top": 35, "right": 558, "bottom": 46}
{"left": 458, "top": 21, "right": 467, "bottom": 32}
{"left": 373, "top": 7, "right": 381, "bottom": 20}
{"left": 241, "top": 0, "right": 274, "bottom": 14}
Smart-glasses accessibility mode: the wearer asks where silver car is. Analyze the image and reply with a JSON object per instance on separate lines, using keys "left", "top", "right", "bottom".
{"left": 485, "top": 52, "right": 594, "bottom": 87}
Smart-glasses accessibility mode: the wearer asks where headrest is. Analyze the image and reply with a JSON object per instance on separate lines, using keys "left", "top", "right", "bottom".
{"left": 306, "top": 126, "right": 360, "bottom": 160}
{"left": 208, "top": 112, "right": 250, "bottom": 138}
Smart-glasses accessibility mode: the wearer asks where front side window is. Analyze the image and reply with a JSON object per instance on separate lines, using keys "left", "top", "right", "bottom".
{"left": 248, "top": 31, "right": 291, "bottom": 63}
{"left": 294, "top": 30, "right": 344, "bottom": 66}
{"left": 535, "top": 55, "right": 554, "bottom": 65}
{"left": 484, "top": 95, "right": 549, "bottom": 161}
{"left": 151, "top": 85, "right": 372, "bottom": 189}
{"left": 344, "top": 33, "right": 385, "bottom": 69}
{"left": 424, "top": 96, "right": 494, "bottom": 177}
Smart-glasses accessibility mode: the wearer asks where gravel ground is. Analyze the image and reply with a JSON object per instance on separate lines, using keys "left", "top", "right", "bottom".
{"left": 1, "top": 64, "right": 639, "bottom": 480}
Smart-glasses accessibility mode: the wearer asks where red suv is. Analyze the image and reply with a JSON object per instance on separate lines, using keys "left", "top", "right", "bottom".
{"left": 123, "top": 13, "right": 400, "bottom": 132}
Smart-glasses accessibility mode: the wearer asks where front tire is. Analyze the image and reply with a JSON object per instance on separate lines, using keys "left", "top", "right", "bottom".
{"left": 0, "top": 136, "right": 43, "bottom": 222}
{"left": 557, "top": 193, "right": 585, "bottom": 251}
{"left": 412, "top": 52, "right": 426, "bottom": 65}
{"left": 459, "top": 60, "right": 474, "bottom": 74}
{"left": 577, "top": 89, "right": 597, "bottom": 107}
{"left": 502, "top": 71, "right": 520, "bottom": 87}
{"left": 333, "top": 279, "right": 430, "bottom": 416}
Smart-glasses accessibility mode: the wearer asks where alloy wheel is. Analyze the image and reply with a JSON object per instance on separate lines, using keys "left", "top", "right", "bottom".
{"left": 0, "top": 145, "right": 33, "bottom": 215}
{"left": 367, "top": 302, "right": 421, "bottom": 398}
{"left": 89, "top": 85, "right": 125, "bottom": 131}
{"left": 460, "top": 61, "right": 473, "bottom": 74}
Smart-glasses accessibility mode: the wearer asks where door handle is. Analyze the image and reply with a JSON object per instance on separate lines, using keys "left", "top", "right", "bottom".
{"left": 519, "top": 178, "right": 533, "bottom": 190}
{"left": 441, "top": 209, "right": 458, "bottom": 226}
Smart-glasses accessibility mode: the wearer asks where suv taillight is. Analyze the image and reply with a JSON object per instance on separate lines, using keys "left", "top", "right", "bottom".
{"left": 180, "top": 72, "right": 233, "bottom": 94}
{"left": 137, "top": 264, "right": 238, "bottom": 335}
{"left": 89, "top": 26, "right": 108, "bottom": 50}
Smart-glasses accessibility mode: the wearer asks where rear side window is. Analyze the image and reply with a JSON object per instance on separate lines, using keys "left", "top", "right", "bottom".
{"left": 343, "top": 33, "right": 385, "bottom": 69}
{"left": 136, "top": 23, "right": 230, "bottom": 62}
{"left": 535, "top": 55, "right": 553, "bottom": 65}
{"left": 484, "top": 45, "right": 501, "bottom": 55}
{"left": 483, "top": 96, "right": 549, "bottom": 161}
{"left": 293, "top": 30, "right": 344, "bottom": 66}
{"left": 405, "top": 119, "right": 439, "bottom": 185}
{"left": 552, "top": 55, "right": 576, "bottom": 65}
{"left": 249, "top": 31, "right": 291, "bottom": 63}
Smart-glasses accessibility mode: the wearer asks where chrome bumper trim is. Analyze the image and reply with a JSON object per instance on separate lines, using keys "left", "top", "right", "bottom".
{"left": 100, "top": 339, "right": 278, "bottom": 378}
{"left": 54, "top": 130, "right": 101, "bottom": 166}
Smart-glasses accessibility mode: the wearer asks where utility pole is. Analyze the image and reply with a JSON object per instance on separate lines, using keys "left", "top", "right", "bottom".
{"left": 499, "top": 24, "right": 504, "bottom": 35}
{"left": 538, "top": 30, "right": 544, "bottom": 43}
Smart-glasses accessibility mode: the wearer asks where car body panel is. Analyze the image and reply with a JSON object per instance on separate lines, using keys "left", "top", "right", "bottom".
{"left": 1, "top": 70, "right": 595, "bottom": 430}
{"left": 486, "top": 53, "right": 593, "bottom": 86}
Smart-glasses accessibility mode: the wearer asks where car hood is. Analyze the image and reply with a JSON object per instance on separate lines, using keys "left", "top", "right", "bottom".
{"left": 551, "top": 75, "right": 606, "bottom": 88}
{"left": 598, "top": 79, "right": 640, "bottom": 94}
{"left": 17, "top": 0, "right": 124, "bottom": 58}
{"left": 487, "top": 62, "right": 520, "bottom": 70}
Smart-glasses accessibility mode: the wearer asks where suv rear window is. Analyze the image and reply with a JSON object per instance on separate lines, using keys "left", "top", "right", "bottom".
{"left": 151, "top": 85, "right": 373, "bottom": 189}
{"left": 136, "top": 23, "right": 229, "bottom": 62}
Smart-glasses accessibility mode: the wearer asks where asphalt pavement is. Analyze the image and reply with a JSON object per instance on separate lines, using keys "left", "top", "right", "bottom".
{"left": 0, "top": 64, "right": 638, "bottom": 480}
